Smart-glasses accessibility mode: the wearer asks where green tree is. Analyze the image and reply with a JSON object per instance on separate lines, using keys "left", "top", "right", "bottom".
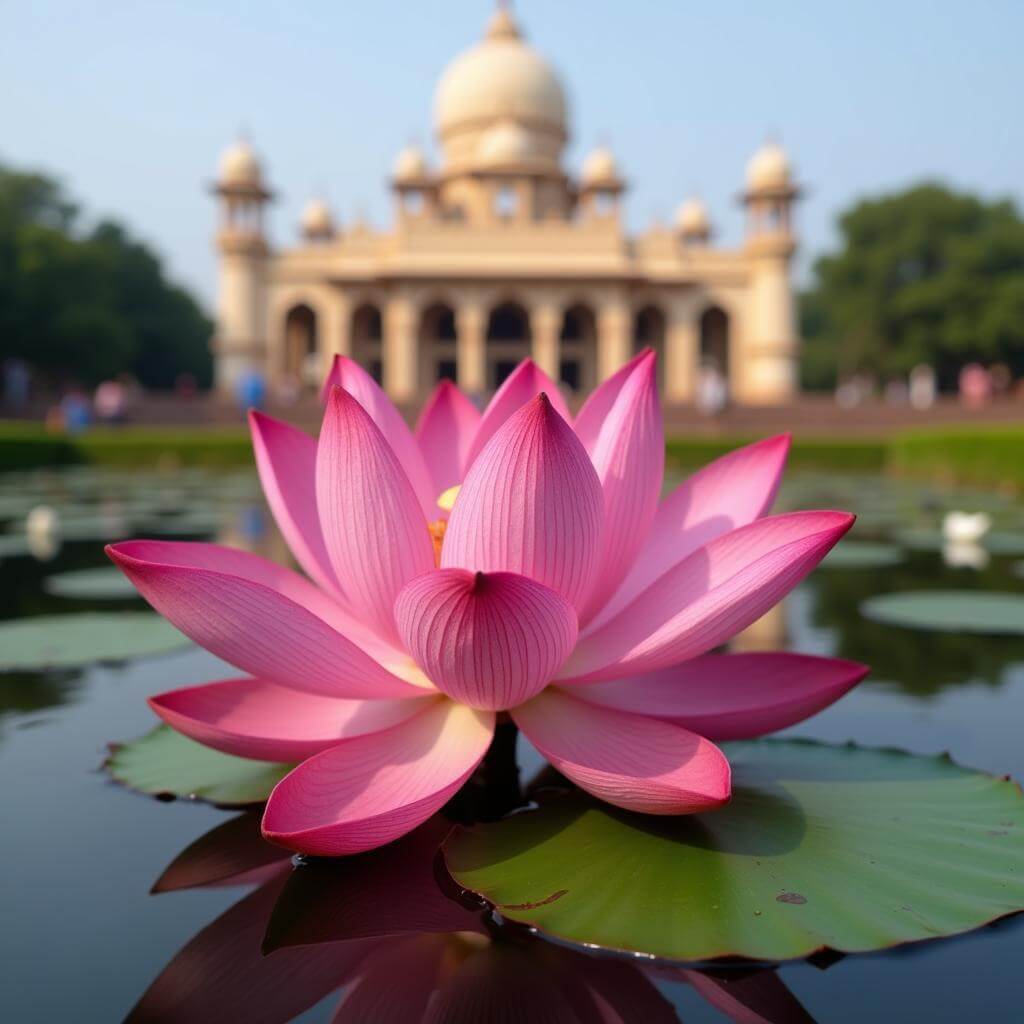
{"left": 0, "top": 164, "right": 212, "bottom": 389}
{"left": 800, "top": 183, "right": 1024, "bottom": 390}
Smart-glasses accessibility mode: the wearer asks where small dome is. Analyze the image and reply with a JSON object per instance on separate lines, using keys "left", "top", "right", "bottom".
{"left": 746, "top": 141, "right": 792, "bottom": 192}
{"left": 676, "top": 197, "right": 711, "bottom": 237}
{"left": 476, "top": 119, "right": 541, "bottom": 168}
{"left": 434, "top": 9, "right": 567, "bottom": 150}
{"left": 393, "top": 144, "right": 428, "bottom": 182}
{"left": 218, "top": 139, "right": 262, "bottom": 188}
{"left": 301, "top": 198, "right": 334, "bottom": 238}
{"left": 581, "top": 145, "right": 620, "bottom": 187}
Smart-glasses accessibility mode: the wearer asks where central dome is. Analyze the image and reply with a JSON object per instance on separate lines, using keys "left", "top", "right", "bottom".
{"left": 433, "top": 7, "right": 568, "bottom": 171}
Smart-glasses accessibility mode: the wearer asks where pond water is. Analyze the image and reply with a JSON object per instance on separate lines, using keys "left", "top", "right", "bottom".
{"left": 2, "top": 465, "right": 1023, "bottom": 1022}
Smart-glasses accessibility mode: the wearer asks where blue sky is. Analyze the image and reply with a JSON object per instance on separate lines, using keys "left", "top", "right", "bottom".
{"left": 2, "top": 1, "right": 1020, "bottom": 308}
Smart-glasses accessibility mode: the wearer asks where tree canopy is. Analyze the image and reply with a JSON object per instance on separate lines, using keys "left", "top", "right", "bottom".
{"left": 0, "top": 164, "right": 212, "bottom": 390}
{"left": 800, "top": 183, "right": 1024, "bottom": 390}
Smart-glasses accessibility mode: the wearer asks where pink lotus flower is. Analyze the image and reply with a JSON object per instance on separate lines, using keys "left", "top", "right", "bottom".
{"left": 108, "top": 353, "right": 864, "bottom": 857}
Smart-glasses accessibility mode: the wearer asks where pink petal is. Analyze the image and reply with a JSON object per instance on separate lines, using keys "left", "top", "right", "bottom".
{"left": 572, "top": 349, "right": 650, "bottom": 452}
{"left": 414, "top": 379, "right": 481, "bottom": 496}
{"left": 593, "top": 434, "right": 791, "bottom": 628}
{"left": 262, "top": 700, "right": 494, "bottom": 856}
{"left": 107, "top": 540, "right": 426, "bottom": 700}
{"left": 322, "top": 354, "right": 437, "bottom": 517}
{"left": 149, "top": 677, "right": 430, "bottom": 762}
{"left": 561, "top": 511, "right": 855, "bottom": 684}
{"left": 317, "top": 387, "right": 436, "bottom": 646}
{"left": 581, "top": 350, "right": 664, "bottom": 621}
{"left": 151, "top": 812, "right": 292, "bottom": 893}
{"left": 464, "top": 358, "right": 572, "bottom": 469}
{"left": 395, "top": 569, "right": 578, "bottom": 711}
{"left": 513, "top": 689, "right": 731, "bottom": 814}
{"left": 567, "top": 653, "right": 868, "bottom": 740}
{"left": 441, "top": 394, "right": 603, "bottom": 610}
{"left": 249, "top": 410, "right": 341, "bottom": 597}
{"left": 126, "top": 870, "right": 377, "bottom": 1024}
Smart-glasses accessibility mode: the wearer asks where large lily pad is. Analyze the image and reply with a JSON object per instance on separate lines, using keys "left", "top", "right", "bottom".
{"left": 861, "top": 591, "right": 1024, "bottom": 635}
{"left": 43, "top": 567, "right": 140, "bottom": 600}
{"left": 895, "top": 528, "right": 1024, "bottom": 556}
{"left": 0, "top": 612, "right": 191, "bottom": 671}
{"left": 444, "top": 740, "right": 1024, "bottom": 962}
{"left": 105, "top": 725, "right": 293, "bottom": 806}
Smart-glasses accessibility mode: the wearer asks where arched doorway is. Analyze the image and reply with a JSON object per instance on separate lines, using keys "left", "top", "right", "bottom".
{"left": 418, "top": 302, "right": 458, "bottom": 389}
{"left": 283, "top": 304, "right": 318, "bottom": 388}
{"left": 351, "top": 303, "right": 383, "bottom": 384}
{"left": 633, "top": 305, "right": 667, "bottom": 394}
{"left": 486, "top": 302, "right": 531, "bottom": 390}
{"left": 559, "top": 303, "right": 598, "bottom": 394}
{"left": 699, "top": 306, "right": 730, "bottom": 396}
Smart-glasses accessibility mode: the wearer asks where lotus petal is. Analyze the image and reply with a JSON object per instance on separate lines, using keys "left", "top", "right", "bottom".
{"left": 561, "top": 511, "right": 854, "bottom": 684}
{"left": 396, "top": 569, "right": 577, "bottom": 710}
{"left": 568, "top": 653, "right": 868, "bottom": 739}
{"left": 442, "top": 394, "right": 603, "bottom": 610}
{"left": 149, "top": 677, "right": 430, "bottom": 761}
{"left": 107, "top": 540, "right": 425, "bottom": 700}
{"left": 513, "top": 689, "right": 731, "bottom": 814}
{"left": 582, "top": 351, "right": 664, "bottom": 619}
{"left": 249, "top": 410, "right": 341, "bottom": 597}
{"left": 322, "top": 354, "right": 436, "bottom": 517}
{"left": 262, "top": 700, "right": 494, "bottom": 856}
{"left": 594, "top": 434, "right": 791, "bottom": 628}
{"left": 572, "top": 349, "right": 650, "bottom": 452}
{"left": 464, "top": 359, "right": 571, "bottom": 468}
{"left": 414, "top": 379, "right": 481, "bottom": 496}
{"left": 317, "top": 386, "right": 436, "bottom": 646}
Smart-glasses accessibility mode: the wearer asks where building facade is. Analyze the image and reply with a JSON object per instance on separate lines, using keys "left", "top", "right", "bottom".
{"left": 210, "top": 6, "right": 802, "bottom": 408}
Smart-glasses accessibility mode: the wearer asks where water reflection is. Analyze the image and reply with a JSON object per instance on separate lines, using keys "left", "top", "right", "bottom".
{"left": 128, "top": 813, "right": 816, "bottom": 1023}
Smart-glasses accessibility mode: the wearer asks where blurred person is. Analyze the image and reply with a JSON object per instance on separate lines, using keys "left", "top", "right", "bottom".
{"left": 959, "top": 363, "right": 991, "bottom": 408}
{"left": 884, "top": 378, "right": 908, "bottom": 406}
{"left": 235, "top": 369, "right": 267, "bottom": 412}
{"left": 175, "top": 372, "right": 198, "bottom": 400}
{"left": 696, "top": 360, "right": 727, "bottom": 415}
{"left": 909, "top": 363, "right": 937, "bottom": 410}
{"left": 59, "top": 388, "right": 91, "bottom": 434}
{"left": 3, "top": 358, "right": 31, "bottom": 408}
{"left": 94, "top": 379, "right": 127, "bottom": 424}
{"left": 990, "top": 363, "right": 1012, "bottom": 396}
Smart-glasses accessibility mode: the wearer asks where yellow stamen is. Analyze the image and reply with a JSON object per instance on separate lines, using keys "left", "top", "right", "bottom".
{"left": 428, "top": 519, "right": 447, "bottom": 566}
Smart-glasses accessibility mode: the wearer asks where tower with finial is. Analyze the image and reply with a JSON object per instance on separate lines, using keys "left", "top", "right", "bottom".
{"left": 738, "top": 139, "right": 802, "bottom": 403}
{"left": 210, "top": 137, "right": 273, "bottom": 394}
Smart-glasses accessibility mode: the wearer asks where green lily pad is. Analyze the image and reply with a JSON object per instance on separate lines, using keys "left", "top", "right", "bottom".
{"left": 820, "top": 541, "right": 904, "bottom": 570}
{"left": 43, "top": 567, "right": 140, "bottom": 600}
{"left": 895, "top": 528, "right": 1024, "bottom": 556}
{"left": 861, "top": 591, "right": 1024, "bottom": 635}
{"left": 444, "top": 740, "right": 1024, "bottom": 962}
{"left": 0, "top": 613, "right": 191, "bottom": 671}
{"left": 105, "top": 725, "right": 293, "bottom": 806}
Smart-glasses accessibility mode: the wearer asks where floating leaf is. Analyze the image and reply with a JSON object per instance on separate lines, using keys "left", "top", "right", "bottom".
{"left": 0, "top": 612, "right": 191, "bottom": 671}
{"left": 43, "top": 567, "right": 141, "bottom": 600}
{"left": 444, "top": 740, "right": 1024, "bottom": 962}
{"left": 861, "top": 591, "right": 1024, "bottom": 635}
{"left": 820, "top": 541, "right": 904, "bottom": 570}
{"left": 105, "top": 725, "right": 293, "bottom": 806}
{"left": 895, "top": 528, "right": 1024, "bottom": 556}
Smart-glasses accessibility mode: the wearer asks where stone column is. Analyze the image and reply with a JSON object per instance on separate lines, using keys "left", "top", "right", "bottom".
{"left": 456, "top": 304, "right": 487, "bottom": 397}
{"left": 319, "top": 291, "right": 350, "bottom": 380}
{"left": 384, "top": 294, "right": 418, "bottom": 404}
{"left": 664, "top": 299, "right": 699, "bottom": 404}
{"left": 597, "top": 301, "right": 632, "bottom": 383}
{"left": 531, "top": 303, "right": 561, "bottom": 380}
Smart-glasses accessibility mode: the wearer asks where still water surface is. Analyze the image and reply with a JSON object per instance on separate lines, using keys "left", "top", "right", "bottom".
{"left": 2, "top": 466, "right": 1023, "bottom": 1021}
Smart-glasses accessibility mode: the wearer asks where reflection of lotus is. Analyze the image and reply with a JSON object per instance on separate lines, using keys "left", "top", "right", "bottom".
{"left": 109, "top": 353, "right": 863, "bottom": 856}
{"left": 129, "top": 813, "right": 815, "bottom": 1023}
{"left": 942, "top": 511, "right": 991, "bottom": 545}
{"left": 942, "top": 540, "right": 990, "bottom": 570}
